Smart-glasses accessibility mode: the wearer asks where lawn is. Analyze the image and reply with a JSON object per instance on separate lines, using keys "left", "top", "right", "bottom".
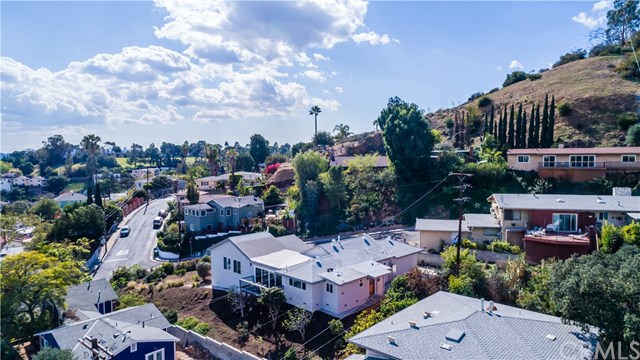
{"left": 63, "top": 180, "right": 85, "bottom": 193}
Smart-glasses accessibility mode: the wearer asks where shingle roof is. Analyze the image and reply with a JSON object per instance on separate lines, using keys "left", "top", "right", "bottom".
{"left": 215, "top": 232, "right": 312, "bottom": 259}
{"left": 65, "top": 279, "right": 119, "bottom": 314}
{"left": 183, "top": 203, "right": 212, "bottom": 211}
{"left": 489, "top": 193, "right": 640, "bottom": 212}
{"left": 415, "top": 219, "right": 467, "bottom": 232}
{"left": 349, "top": 291, "right": 598, "bottom": 360}
{"left": 464, "top": 213, "right": 500, "bottom": 229}
{"left": 210, "top": 195, "right": 264, "bottom": 209}
{"left": 507, "top": 146, "right": 640, "bottom": 155}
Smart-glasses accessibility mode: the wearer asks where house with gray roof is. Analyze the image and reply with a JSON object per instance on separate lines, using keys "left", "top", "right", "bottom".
{"left": 210, "top": 232, "right": 421, "bottom": 318}
{"left": 64, "top": 279, "right": 119, "bottom": 321}
{"left": 415, "top": 213, "right": 501, "bottom": 251}
{"left": 36, "top": 303, "right": 178, "bottom": 360}
{"left": 54, "top": 191, "right": 87, "bottom": 208}
{"left": 347, "top": 291, "right": 598, "bottom": 360}
{"left": 184, "top": 195, "right": 264, "bottom": 233}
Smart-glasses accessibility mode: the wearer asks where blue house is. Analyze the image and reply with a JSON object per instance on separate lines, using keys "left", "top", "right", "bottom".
{"left": 36, "top": 303, "right": 178, "bottom": 360}
{"left": 64, "top": 279, "right": 119, "bottom": 321}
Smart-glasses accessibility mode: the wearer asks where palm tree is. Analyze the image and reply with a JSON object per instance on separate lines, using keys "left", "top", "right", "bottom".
{"left": 309, "top": 106, "right": 322, "bottom": 145}
{"left": 81, "top": 134, "right": 101, "bottom": 183}
{"left": 226, "top": 149, "right": 238, "bottom": 190}
{"left": 204, "top": 144, "right": 220, "bottom": 176}
{"left": 333, "top": 123, "right": 352, "bottom": 141}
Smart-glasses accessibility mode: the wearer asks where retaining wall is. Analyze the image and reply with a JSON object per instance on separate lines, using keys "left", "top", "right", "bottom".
{"left": 168, "top": 325, "right": 264, "bottom": 360}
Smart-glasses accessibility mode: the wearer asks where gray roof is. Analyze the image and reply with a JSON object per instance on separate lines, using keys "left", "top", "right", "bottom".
{"left": 415, "top": 219, "right": 467, "bottom": 232}
{"left": 349, "top": 291, "right": 598, "bottom": 360}
{"left": 214, "top": 232, "right": 312, "bottom": 259}
{"left": 183, "top": 203, "right": 212, "bottom": 211}
{"left": 464, "top": 213, "right": 500, "bottom": 229}
{"left": 210, "top": 195, "right": 264, "bottom": 209}
{"left": 55, "top": 192, "right": 87, "bottom": 202}
{"left": 281, "top": 234, "right": 422, "bottom": 284}
{"left": 65, "top": 279, "right": 119, "bottom": 314}
{"left": 489, "top": 193, "right": 640, "bottom": 212}
{"left": 37, "top": 303, "right": 173, "bottom": 352}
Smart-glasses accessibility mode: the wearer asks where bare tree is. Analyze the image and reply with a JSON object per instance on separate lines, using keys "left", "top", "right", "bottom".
{"left": 227, "top": 286, "right": 249, "bottom": 318}
{"left": 283, "top": 306, "right": 312, "bottom": 341}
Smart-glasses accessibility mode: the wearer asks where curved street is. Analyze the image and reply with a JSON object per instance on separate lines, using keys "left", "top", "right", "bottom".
{"left": 93, "top": 197, "right": 171, "bottom": 280}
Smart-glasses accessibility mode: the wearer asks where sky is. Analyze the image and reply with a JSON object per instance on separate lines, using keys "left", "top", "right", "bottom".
{"left": 0, "top": 0, "right": 613, "bottom": 152}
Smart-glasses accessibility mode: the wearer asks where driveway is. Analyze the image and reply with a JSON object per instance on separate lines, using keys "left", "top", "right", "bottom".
{"left": 93, "top": 197, "right": 171, "bottom": 280}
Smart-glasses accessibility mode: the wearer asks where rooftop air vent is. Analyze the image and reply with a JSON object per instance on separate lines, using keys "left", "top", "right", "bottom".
{"left": 332, "top": 245, "right": 340, "bottom": 253}
{"left": 409, "top": 321, "right": 418, "bottom": 329}
{"left": 387, "top": 336, "right": 397, "bottom": 345}
{"left": 556, "top": 198, "right": 565, "bottom": 203}
{"left": 546, "top": 334, "right": 557, "bottom": 341}
{"left": 597, "top": 199, "right": 605, "bottom": 204}
{"left": 445, "top": 329, "right": 466, "bottom": 343}
{"left": 423, "top": 311, "right": 432, "bottom": 319}
{"left": 316, "top": 261, "right": 322, "bottom": 268}
{"left": 440, "top": 343, "right": 452, "bottom": 351}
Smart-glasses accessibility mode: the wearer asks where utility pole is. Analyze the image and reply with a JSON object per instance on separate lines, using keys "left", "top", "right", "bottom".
{"left": 451, "top": 172, "right": 472, "bottom": 275}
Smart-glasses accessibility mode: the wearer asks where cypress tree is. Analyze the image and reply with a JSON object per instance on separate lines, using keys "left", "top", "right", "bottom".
{"left": 527, "top": 103, "right": 535, "bottom": 148}
{"left": 86, "top": 184, "right": 94, "bottom": 205}
{"left": 454, "top": 112, "right": 461, "bottom": 148}
{"left": 498, "top": 110, "right": 504, "bottom": 146}
{"left": 462, "top": 112, "right": 469, "bottom": 147}
{"left": 515, "top": 103, "right": 523, "bottom": 148}
{"left": 548, "top": 95, "right": 556, "bottom": 147}
{"left": 483, "top": 113, "right": 488, "bottom": 135}
{"left": 540, "top": 94, "right": 549, "bottom": 147}
{"left": 501, "top": 105, "right": 508, "bottom": 146}
{"left": 521, "top": 109, "right": 527, "bottom": 149}
{"left": 533, "top": 103, "right": 541, "bottom": 148}
{"left": 94, "top": 182, "right": 103, "bottom": 208}
{"left": 489, "top": 105, "right": 495, "bottom": 134}
{"left": 508, "top": 104, "right": 515, "bottom": 148}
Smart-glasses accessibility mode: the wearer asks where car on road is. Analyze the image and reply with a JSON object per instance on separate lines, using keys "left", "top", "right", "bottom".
{"left": 158, "top": 209, "right": 168, "bottom": 218}
{"left": 120, "top": 226, "right": 131, "bottom": 237}
{"left": 153, "top": 216, "right": 164, "bottom": 229}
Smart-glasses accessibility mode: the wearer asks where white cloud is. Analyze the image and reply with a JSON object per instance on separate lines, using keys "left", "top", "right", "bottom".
{"left": 303, "top": 70, "right": 327, "bottom": 82}
{"left": 571, "top": 0, "right": 612, "bottom": 28}
{"left": 313, "top": 53, "right": 330, "bottom": 62}
{"left": 509, "top": 60, "right": 523, "bottom": 69}
{"left": 352, "top": 31, "right": 398, "bottom": 45}
{"left": 335, "top": 86, "right": 344, "bottom": 93}
{"left": 496, "top": 66, "right": 503, "bottom": 71}
{"left": 322, "top": 89, "right": 332, "bottom": 95}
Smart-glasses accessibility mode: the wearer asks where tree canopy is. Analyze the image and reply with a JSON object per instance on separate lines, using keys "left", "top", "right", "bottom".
{"left": 249, "top": 134, "right": 270, "bottom": 165}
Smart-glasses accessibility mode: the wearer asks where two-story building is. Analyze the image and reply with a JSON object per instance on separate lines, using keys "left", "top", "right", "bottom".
{"left": 183, "top": 195, "right": 264, "bottom": 232}
{"left": 507, "top": 146, "right": 640, "bottom": 181}
{"left": 210, "top": 232, "right": 421, "bottom": 318}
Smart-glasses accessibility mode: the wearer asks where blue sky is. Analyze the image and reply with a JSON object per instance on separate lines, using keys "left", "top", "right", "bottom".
{"left": 1, "top": 1, "right": 611, "bottom": 152}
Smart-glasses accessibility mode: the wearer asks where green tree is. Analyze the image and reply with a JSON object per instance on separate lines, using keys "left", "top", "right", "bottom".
{"left": 46, "top": 175, "right": 69, "bottom": 195}
{"left": 226, "top": 149, "right": 238, "bottom": 189}
{"left": 599, "top": 223, "right": 625, "bottom": 253}
{"left": 508, "top": 104, "right": 515, "bottom": 148}
{"left": 80, "top": 134, "right": 101, "bottom": 182}
{"left": 32, "top": 348, "right": 77, "bottom": 360}
{"left": 517, "top": 260, "right": 555, "bottom": 313}
{"left": 18, "top": 161, "right": 34, "bottom": 175}
{"left": 292, "top": 151, "right": 329, "bottom": 188}
{"left": 31, "top": 198, "right": 61, "bottom": 220}
{"left": 375, "top": 97, "right": 435, "bottom": 222}
{"left": 533, "top": 103, "right": 541, "bottom": 148}
{"left": 540, "top": 95, "right": 549, "bottom": 148}
{"left": 204, "top": 143, "right": 220, "bottom": 176}
{"left": 283, "top": 306, "right": 312, "bottom": 341}
{"left": 548, "top": 95, "right": 556, "bottom": 147}
{"left": 621, "top": 222, "right": 640, "bottom": 246}
{"left": 1, "top": 251, "right": 86, "bottom": 339}
{"left": 262, "top": 185, "right": 283, "bottom": 206}
{"left": 549, "top": 246, "right": 640, "bottom": 347}
{"left": 186, "top": 179, "right": 199, "bottom": 205}
{"left": 116, "top": 293, "right": 146, "bottom": 310}
{"left": 626, "top": 124, "right": 640, "bottom": 146}
{"left": 86, "top": 184, "right": 93, "bottom": 205}
{"left": 489, "top": 105, "right": 495, "bottom": 136}
{"left": 605, "top": 0, "right": 640, "bottom": 46}
{"left": 319, "top": 166, "right": 347, "bottom": 212}
{"left": 235, "top": 153, "right": 255, "bottom": 172}
{"left": 309, "top": 105, "right": 322, "bottom": 145}
{"left": 515, "top": 103, "right": 524, "bottom": 148}
{"left": 527, "top": 104, "right": 535, "bottom": 148}
{"left": 333, "top": 123, "right": 353, "bottom": 140}
{"left": 503, "top": 71, "right": 528, "bottom": 87}
{"left": 258, "top": 287, "right": 286, "bottom": 330}
{"left": 313, "top": 131, "right": 334, "bottom": 147}
{"left": 180, "top": 141, "right": 190, "bottom": 173}
{"left": 94, "top": 182, "right": 103, "bottom": 208}
{"left": 250, "top": 134, "right": 270, "bottom": 166}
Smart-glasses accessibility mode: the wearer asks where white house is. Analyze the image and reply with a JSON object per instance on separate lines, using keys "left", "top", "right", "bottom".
{"left": 9, "top": 175, "right": 47, "bottom": 188}
{"left": 131, "top": 168, "right": 160, "bottom": 179}
{"left": 210, "top": 232, "right": 421, "bottom": 318}
{"left": 1, "top": 178, "right": 12, "bottom": 192}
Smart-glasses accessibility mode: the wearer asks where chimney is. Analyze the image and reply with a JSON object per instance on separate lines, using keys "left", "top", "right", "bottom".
{"left": 142, "top": 321, "right": 145, "bottom": 328}
{"left": 558, "top": 143, "right": 565, "bottom": 149}
{"left": 480, "top": 298, "right": 485, "bottom": 313}
{"left": 91, "top": 337, "right": 98, "bottom": 349}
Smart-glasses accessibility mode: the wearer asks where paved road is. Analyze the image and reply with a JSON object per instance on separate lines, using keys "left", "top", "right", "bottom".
{"left": 93, "top": 197, "right": 171, "bottom": 280}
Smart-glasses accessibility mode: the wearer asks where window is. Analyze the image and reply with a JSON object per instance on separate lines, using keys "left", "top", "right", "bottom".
{"left": 289, "top": 278, "right": 306, "bottom": 290}
{"left": 483, "top": 228, "right": 500, "bottom": 237}
{"left": 598, "top": 212, "right": 608, "bottom": 221}
{"left": 326, "top": 283, "right": 334, "bottom": 293}
{"left": 517, "top": 155, "right": 530, "bottom": 163}
{"left": 226, "top": 209, "right": 231, "bottom": 216}
{"left": 200, "top": 210, "right": 205, "bottom": 216}
{"left": 220, "top": 209, "right": 224, "bottom": 216}
{"left": 189, "top": 224, "right": 195, "bottom": 231}
{"left": 223, "top": 257, "right": 231, "bottom": 270}
{"left": 255, "top": 268, "right": 282, "bottom": 287}
{"left": 233, "top": 260, "right": 241, "bottom": 274}
{"left": 569, "top": 155, "right": 595, "bottom": 168}
{"left": 622, "top": 155, "right": 637, "bottom": 163}
{"left": 130, "top": 343, "right": 137, "bottom": 352}
{"left": 234, "top": 209, "right": 237, "bottom": 215}
{"left": 504, "top": 210, "right": 521, "bottom": 221}
{"left": 359, "top": 279, "right": 363, "bottom": 287}
{"left": 146, "top": 349, "right": 164, "bottom": 360}
{"left": 552, "top": 213, "right": 578, "bottom": 232}
{"left": 542, "top": 155, "right": 556, "bottom": 168}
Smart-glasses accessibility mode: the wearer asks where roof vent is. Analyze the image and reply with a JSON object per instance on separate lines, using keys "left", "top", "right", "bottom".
{"left": 445, "top": 329, "right": 466, "bottom": 343}
{"left": 597, "top": 199, "right": 605, "bottom": 204}
{"left": 546, "top": 334, "right": 557, "bottom": 341}
{"left": 440, "top": 343, "right": 452, "bottom": 351}
{"left": 408, "top": 321, "right": 417, "bottom": 329}
{"left": 556, "top": 198, "right": 565, "bottom": 203}
{"left": 332, "top": 245, "right": 340, "bottom": 253}
{"left": 387, "top": 336, "right": 397, "bottom": 345}
{"left": 423, "top": 311, "right": 432, "bottom": 319}
{"left": 363, "top": 238, "right": 371, "bottom": 246}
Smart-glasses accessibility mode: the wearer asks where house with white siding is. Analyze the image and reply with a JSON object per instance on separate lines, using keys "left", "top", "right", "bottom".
{"left": 209, "top": 232, "right": 421, "bottom": 318}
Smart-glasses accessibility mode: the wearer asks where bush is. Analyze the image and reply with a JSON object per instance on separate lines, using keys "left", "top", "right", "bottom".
{"left": 111, "top": 266, "right": 134, "bottom": 289}
{"left": 615, "top": 51, "right": 640, "bottom": 80}
{"left": 627, "top": 124, "right": 640, "bottom": 146}
{"left": 196, "top": 262, "right": 211, "bottom": 279}
{"left": 193, "top": 323, "right": 210, "bottom": 335}
{"left": 144, "top": 269, "right": 167, "bottom": 283}
{"left": 487, "top": 240, "right": 521, "bottom": 254}
{"left": 557, "top": 102, "right": 572, "bottom": 116}
{"left": 503, "top": 71, "right": 528, "bottom": 87}
{"left": 268, "top": 224, "right": 287, "bottom": 237}
{"left": 201, "top": 255, "right": 211, "bottom": 263}
{"left": 468, "top": 92, "right": 485, "bottom": 101}
{"left": 162, "top": 309, "right": 178, "bottom": 324}
{"left": 553, "top": 49, "right": 586, "bottom": 68}
{"left": 461, "top": 238, "right": 477, "bottom": 249}
{"left": 176, "top": 268, "right": 187, "bottom": 276}
{"left": 527, "top": 73, "right": 542, "bottom": 81}
{"left": 176, "top": 316, "right": 200, "bottom": 330}
{"left": 600, "top": 223, "right": 625, "bottom": 253}
{"left": 160, "top": 262, "right": 175, "bottom": 276}
{"left": 488, "top": 87, "right": 500, "bottom": 93}
{"left": 116, "top": 293, "right": 146, "bottom": 310}
{"left": 589, "top": 43, "right": 622, "bottom": 57}
{"left": 621, "top": 222, "right": 640, "bottom": 246}
{"left": 166, "top": 280, "right": 184, "bottom": 288}
{"left": 448, "top": 275, "right": 474, "bottom": 296}
{"left": 176, "top": 259, "right": 197, "bottom": 272}
{"left": 445, "top": 118, "right": 454, "bottom": 128}
{"left": 477, "top": 96, "right": 492, "bottom": 107}
{"left": 617, "top": 113, "right": 638, "bottom": 131}
{"left": 237, "top": 321, "right": 249, "bottom": 343}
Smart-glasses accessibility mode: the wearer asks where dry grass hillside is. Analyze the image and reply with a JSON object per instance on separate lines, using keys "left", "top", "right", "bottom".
{"left": 428, "top": 56, "right": 639, "bottom": 147}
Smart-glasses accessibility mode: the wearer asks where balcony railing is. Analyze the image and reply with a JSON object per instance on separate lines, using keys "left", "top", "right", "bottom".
{"left": 538, "top": 162, "right": 640, "bottom": 170}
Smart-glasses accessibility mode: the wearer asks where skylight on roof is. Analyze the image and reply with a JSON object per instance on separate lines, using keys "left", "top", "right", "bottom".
{"left": 445, "top": 328, "right": 465, "bottom": 343}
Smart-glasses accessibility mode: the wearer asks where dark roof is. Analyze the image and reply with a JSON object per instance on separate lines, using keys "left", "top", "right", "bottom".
{"left": 489, "top": 193, "right": 640, "bottom": 212}
{"left": 65, "top": 279, "right": 119, "bottom": 314}
{"left": 349, "top": 291, "right": 598, "bottom": 360}
{"left": 507, "top": 146, "right": 640, "bottom": 155}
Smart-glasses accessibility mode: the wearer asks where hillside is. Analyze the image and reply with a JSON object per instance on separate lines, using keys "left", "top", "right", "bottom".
{"left": 427, "top": 56, "right": 639, "bottom": 148}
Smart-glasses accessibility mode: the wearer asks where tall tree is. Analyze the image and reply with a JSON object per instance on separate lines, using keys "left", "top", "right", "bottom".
{"left": 204, "top": 144, "right": 220, "bottom": 176}
{"left": 489, "top": 105, "right": 495, "bottom": 135}
{"left": 515, "top": 104, "right": 523, "bottom": 148}
{"left": 376, "top": 97, "right": 435, "bottom": 222}
{"left": 258, "top": 287, "right": 286, "bottom": 330}
{"left": 94, "top": 182, "right": 103, "bottom": 208}
{"left": 508, "top": 104, "right": 516, "bottom": 148}
{"left": 283, "top": 307, "right": 312, "bottom": 341}
{"left": 527, "top": 104, "right": 535, "bottom": 148}
{"left": 80, "top": 134, "right": 101, "bottom": 183}
{"left": 86, "top": 184, "right": 94, "bottom": 205}
{"left": 309, "top": 106, "right": 322, "bottom": 145}
{"left": 548, "top": 95, "right": 556, "bottom": 147}
{"left": 520, "top": 109, "right": 527, "bottom": 149}
{"left": 186, "top": 179, "right": 199, "bottom": 205}
{"left": 501, "top": 105, "right": 508, "bottom": 146}
{"left": 226, "top": 149, "right": 238, "bottom": 189}
{"left": 533, "top": 103, "right": 541, "bottom": 148}
{"left": 483, "top": 114, "right": 488, "bottom": 136}
{"left": 540, "top": 95, "right": 549, "bottom": 148}
{"left": 333, "top": 123, "right": 353, "bottom": 140}
{"left": 249, "top": 134, "right": 270, "bottom": 166}
{"left": 605, "top": 0, "right": 640, "bottom": 46}
{"left": 180, "top": 141, "right": 190, "bottom": 173}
